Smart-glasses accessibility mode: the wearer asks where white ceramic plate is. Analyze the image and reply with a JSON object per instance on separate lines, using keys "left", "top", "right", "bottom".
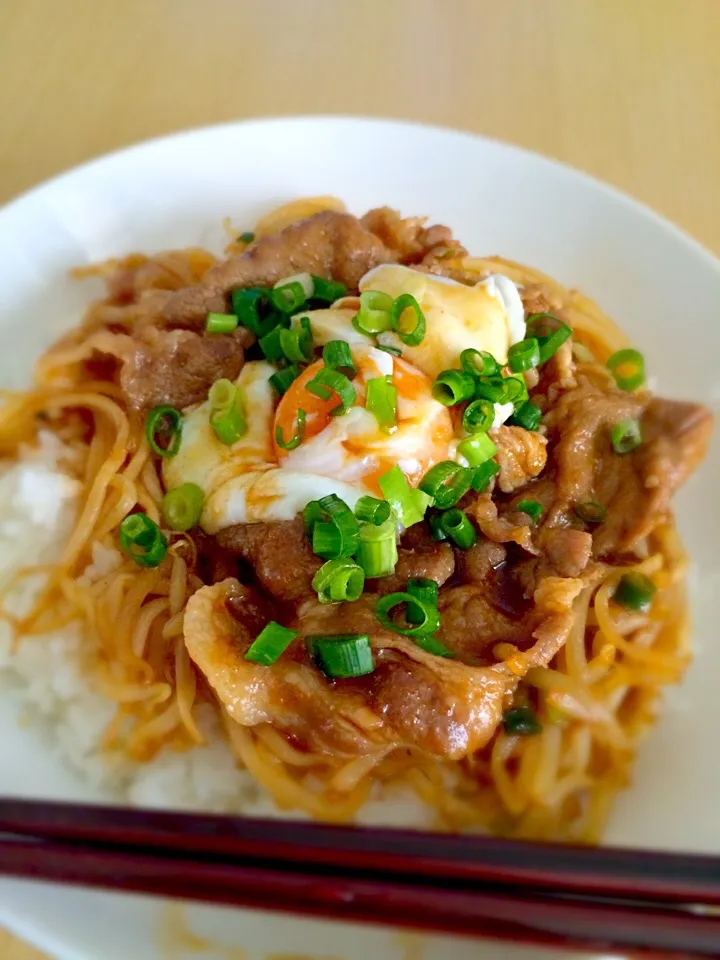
{"left": 0, "top": 117, "right": 718, "bottom": 960}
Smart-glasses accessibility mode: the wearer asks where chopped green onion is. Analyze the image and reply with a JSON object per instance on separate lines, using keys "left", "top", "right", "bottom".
{"left": 469, "top": 460, "right": 500, "bottom": 492}
{"left": 508, "top": 401, "right": 542, "bottom": 432}
{"left": 508, "top": 338, "right": 540, "bottom": 373}
{"left": 428, "top": 513, "right": 448, "bottom": 541}
{"left": 526, "top": 313, "right": 572, "bottom": 364}
{"left": 238, "top": 231, "right": 255, "bottom": 244}
{"left": 312, "top": 557, "right": 365, "bottom": 604}
{"left": 462, "top": 398, "right": 495, "bottom": 434}
{"left": 503, "top": 705, "right": 542, "bottom": 736}
{"left": 145, "top": 405, "right": 182, "bottom": 459}
{"left": 366, "top": 376, "right": 397, "bottom": 432}
{"left": 516, "top": 499, "right": 543, "bottom": 523}
{"left": 378, "top": 465, "right": 431, "bottom": 528}
{"left": 611, "top": 418, "right": 642, "bottom": 455}
{"left": 412, "top": 633, "right": 455, "bottom": 657}
{"left": 375, "top": 591, "right": 440, "bottom": 638}
{"left": 353, "top": 290, "right": 394, "bottom": 335}
{"left": 607, "top": 348, "right": 646, "bottom": 391}
{"left": 119, "top": 513, "right": 168, "bottom": 568}
{"left": 276, "top": 272, "right": 314, "bottom": 298}
{"left": 406, "top": 577, "right": 439, "bottom": 621}
{"left": 309, "top": 494, "right": 360, "bottom": 559}
{"left": 356, "top": 518, "right": 398, "bottom": 578}
{"left": 307, "top": 634, "right": 374, "bottom": 678}
{"left": 270, "top": 280, "right": 308, "bottom": 314}
{"left": 377, "top": 343, "right": 402, "bottom": 357}
{"left": 279, "top": 318, "right": 314, "bottom": 363}
{"left": 208, "top": 379, "right": 246, "bottom": 445}
{"left": 322, "top": 340, "right": 356, "bottom": 378}
{"left": 354, "top": 496, "right": 392, "bottom": 526}
{"left": 206, "top": 312, "right": 239, "bottom": 334}
{"left": 275, "top": 409, "right": 306, "bottom": 451}
{"left": 473, "top": 376, "right": 507, "bottom": 404}
{"left": 419, "top": 461, "right": 472, "bottom": 510}
{"left": 231, "top": 288, "right": 278, "bottom": 338}
{"left": 440, "top": 508, "right": 477, "bottom": 549}
{"left": 305, "top": 368, "right": 356, "bottom": 416}
{"left": 162, "top": 482, "right": 204, "bottom": 531}
{"left": 432, "top": 370, "right": 476, "bottom": 406}
{"left": 461, "top": 348, "right": 498, "bottom": 378}
{"left": 245, "top": 621, "right": 297, "bottom": 665}
{"left": 269, "top": 364, "right": 302, "bottom": 397}
{"left": 575, "top": 501, "right": 607, "bottom": 524}
{"left": 390, "top": 294, "right": 426, "bottom": 346}
{"left": 258, "top": 324, "right": 287, "bottom": 361}
{"left": 503, "top": 374, "right": 528, "bottom": 408}
{"left": 303, "top": 500, "right": 325, "bottom": 534}
{"left": 311, "top": 276, "right": 347, "bottom": 303}
{"left": 613, "top": 572, "right": 657, "bottom": 613}
{"left": 457, "top": 432, "right": 497, "bottom": 467}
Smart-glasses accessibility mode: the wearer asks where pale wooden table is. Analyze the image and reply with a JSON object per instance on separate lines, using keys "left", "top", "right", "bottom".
{"left": 1, "top": 0, "right": 719, "bottom": 956}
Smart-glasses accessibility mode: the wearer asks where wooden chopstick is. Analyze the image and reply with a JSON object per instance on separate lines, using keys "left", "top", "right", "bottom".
{"left": 2, "top": 799, "right": 720, "bottom": 956}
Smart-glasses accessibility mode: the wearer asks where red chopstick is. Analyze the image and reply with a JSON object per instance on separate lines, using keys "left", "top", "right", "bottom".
{"left": 1, "top": 798, "right": 719, "bottom": 956}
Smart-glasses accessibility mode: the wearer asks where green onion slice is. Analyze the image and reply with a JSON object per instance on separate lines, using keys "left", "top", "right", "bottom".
{"left": 354, "top": 495, "right": 392, "bottom": 526}
{"left": 526, "top": 313, "right": 572, "bottom": 364}
{"left": 145, "top": 405, "right": 183, "bottom": 458}
{"left": 312, "top": 557, "right": 365, "bottom": 604}
{"left": 366, "top": 375, "right": 397, "bottom": 432}
{"left": 231, "top": 288, "right": 278, "bottom": 338}
{"left": 308, "top": 493, "right": 360, "bottom": 559}
{"left": 269, "top": 364, "right": 302, "bottom": 397}
{"left": 375, "top": 591, "right": 441, "bottom": 638}
{"left": 432, "top": 369, "right": 476, "bottom": 407}
{"left": 419, "top": 461, "right": 472, "bottom": 510}
{"left": 611, "top": 418, "right": 642, "bottom": 455}
{"left": 508, "top": 338, "right": 540, "bottom": 373}
{"left": 440, "top": 508, "right": 477, "bottom": 549}
{"left": 238, "top": 231, "right": 255, "bottom": 244}
{"left": 503, "top": 705, "right": 542, "bottom": 736}
{"left": 377, "top": 343, "right": 402, "bottom": 357}
{"left": 306, "top": 368, "right": 356, "bottom": 416}
{"left": 307, "top": 634, "right": 374, "bottom": 678}
{"left": 516, "top": 499, "right": 543, "bottom": 523}
{"left": 353, "top": 290, "right": 394, "bottom": 335}
{"left": 406, "top": 577, "right": 439, "bottom": 621}
{"left": 574, "top": 501, "right": 607, "bottom": 524}
{"left": 469, "top": 460, "right": 500, "bottom": 492}
{"left": 245, "top": 621, "right": 298, "bottom": 665}
{"left": 613, "top": 572, "right": 657, "bottom": 613}
{"left": 356, "top": 518, "right": 398, "bottom": 578}
{"left": 378, "top": 465, "right": 431, "bottom": 528}
{"left": 461, "top": 348, "right": 498, "bottom": 378}
{"left": 607, "top": 348, "right": 646, "bottom": 391}
{"left": 270, "top": 280, "right": 308, "bottom": 314}
{"left": 162, "top": 482, "right": 204, "bottom": 532}
{"left": 508, "top": 401, "right": 542, "bottom": 432}
{"left": 462, "top": 398, "right": 495, "bottom": 434}
{"left": 259, "top": 324, "right": 287, "bottom": 361}
{"left": 119, "top": 513, "right": 168, "bottom": 568}
{"left": 311, "top": 276, "right": 347, "bottom": 303}
{"left": 209, "top": 378, "right": 246, "bottom": 445}
{"left": 205, "top": 312, "right": 239, "bottom": 334}
{"left": 503, "top": 373, "right": 528, "bottom": 408}
{"left": 390, "top": 294, "right": 426, "bottom": 346}
{"left": 279, "top": 317, "right": 313, "bottom": 363}
{"left": 428, "top": 513, "right": 448, "bottom": 541}
{"left": 275, "top": 409, "right": 306, "bottom": 451}
{"left": 322, "top": 340, "right": 356, "bottom": 378}
{"left": 457, "top": 432, "right": 497, "bottom": 467}
{"left": 473, "top": 375, "right": 507, "bottom": 404}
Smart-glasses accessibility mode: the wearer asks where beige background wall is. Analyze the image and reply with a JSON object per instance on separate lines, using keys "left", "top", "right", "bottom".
{"left": 1, "top": 0, "right": 719, "bottom": 956}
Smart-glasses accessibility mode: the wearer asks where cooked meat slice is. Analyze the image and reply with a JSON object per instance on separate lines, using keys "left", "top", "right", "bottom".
{"left": 469, "top": 493, "right": 537, "bottom": 554}
{"left": 455, "top": 538, "right": 506, "bottom": 585}
{"left": 437, "top": 585, "right": 528, "bottom": 661}
{"left": 360, "top": 207, "right": 460, "bottom": 263}
{"left": 120, "top": 326, "right": 251, "bottom": 411}
{"left": 369, "top": 523, "right": 455, "bottom": 594}
{"left": 491, "top": 425, "right": 548, "bottom": 493}
{"left": 540, "top": 528, "right": 593, "bottom": 579}
{"left": 214, "top": 518, "right": 321, "bottom": 603}
{"left": 162, "top": 211, "right": 392, "bottom": 327}
{"left": 225, "top": 582, "right": 275, "bottom": 637}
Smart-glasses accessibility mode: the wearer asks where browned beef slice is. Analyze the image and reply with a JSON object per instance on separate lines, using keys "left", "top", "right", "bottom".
{"left": 369, "top": 522, "right": 455, "bottom": 594}
{"left": 491, "top": 425, "right": 547, "bottom": 493}
{"left": 436, "top": 584, "right": 529, "bottom": 661}
{"left": 360, "top": 207, "right": 458, "bottom": 262}
{"left": 120, "top": 326, "right": 251, "bottom": 410}
{"left": 225, "top": 582, "right": 275, "bottom": 637}
{"left": 455, "top": 538, "right": 506, "bottom": 585}
{"left": 161, "top": 211, "right": 393, "bottom": 327}
{"left": 215, "top": 518, "right": 321, "bottom": 603}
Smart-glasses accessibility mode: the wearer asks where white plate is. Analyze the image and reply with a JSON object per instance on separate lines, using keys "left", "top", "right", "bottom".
{"left": 0, "top": 116, "right": 717, "bottom": 960}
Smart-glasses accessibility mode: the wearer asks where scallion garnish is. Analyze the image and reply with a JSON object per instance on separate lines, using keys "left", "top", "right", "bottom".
{"left": 238, "top": 231, "right": 255, "bottom": 244}
{"left": 205, "top": 312, "right": 239, "bottom": 334}
{"left": 231, "top": 288, "right": 278, "bottom": 338}
{"left": 245, "top": 621, "right": 297, "bottom": 665}
{"left": 279, "top": 317, "right": 314, "bottom": 363}
{"left": 611, "top": 418, "right": 642, "bottom": 455}
{"left": 322, "top": 340, "right": 356, "bottom": 378}
{"left": 119, "top": 513, "right": 168, "bottom": 568}
{"left": 461, "top": 348, "right": 498, "bottom": 378}
{"left": 312, "top": 557, "right": 365, "bottom": 604}
{"left": 307, "top": 634, "right": 374, "bottom": 678}
{"left": 406, "top": 577, "right": 439, "bottom": 621}
{"left": 366, "top": 375, "right": 397, "bottom": 432}
{"left": 472, "top": 375, "right": 507, "bottom": 404}
{"left": 508, "top": 401, "right": 542, "bottom": 432}
{"left": 390, "top": 293, "right": 426, "bottom": 346}
{"left": 607, "top": 348, "right": 646, "bottom": 391}
{"left": 377, "top": 343, "right": 402, "bottom": 357}
{"left": 457, "top": 432, "right": 497, "bottom": 467}
{"left": 503, "top": 373, "right": 528, "bottom": 408}
{"left": 432, "top": 369, "right": 476, "bottom": 406}
{"left": 353, "top": 290, "right": 394, "bottom": 335}
{"left": 508, "top": 338, "right": 541, "bottom": 373}
{"left": 275, "top": 409, "right": 306, "bottom": 451}
{"left": 356, "top": 518, "right": 398, "bottom": 578}
{"left": 575, "top": 501, "right": 607, "bottom": 524}
{"left": 462, "top": 398, "right": 495, "bottom": 434}
{"left": 311, "top": 276, "right": 347, "bottom": 303}
{"left": 428, "top": 513, "right": 448, "bottom": 541}
{"left": 526, "top": 313, "right": 572, "bottom": 364}
{"left": 375, "top": 591, "right": 440, "bottom": 638}
{"left": 419, "top": 461, "right": 472, "bottom": 510}
{"left": 269, "top": 364, "right": 302, "bottom": 397}
{"left": 354, "top": 495, "right": 392, "bottom": 526}
{"left": 516, "top": 499, "right": 542, "bottom": 523}
{"left": 503, "top": 705, "right": 542, "bottom": 736}
{"left": 305, "top": 368, "right": 356, "bottom": 416}
{"left": 378, "top": 465, "right": 431, "bottom": 528}
{"left": 469, "top": 459, "right": 500, "bottom": 492}
{"left": 161, "top": 482, "right": 204, "bottom": 531}
{"left": 259, "top": 324, "right": 287, "bottom": 362}
{"left": 270, "top": 278, "right": 309, "bottom": 314}
{"left": 307, "top": 494, "right": 360, "bottom": 560}
{"left": 440, "top": 508, "right": 477, "bottom": 549}
{"left": 145, "top": 405, "right": 183, "bottom": 458}
{"left": 208, "top": 379, "right": 246, "bottom": 445}
{"left": 613, "top": 572, "right": 656, "bottom": 613}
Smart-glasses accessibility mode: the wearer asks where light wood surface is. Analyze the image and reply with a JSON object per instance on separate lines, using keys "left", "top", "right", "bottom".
{"left": 1, "top": 0, "right": 719, "bottom": 956}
